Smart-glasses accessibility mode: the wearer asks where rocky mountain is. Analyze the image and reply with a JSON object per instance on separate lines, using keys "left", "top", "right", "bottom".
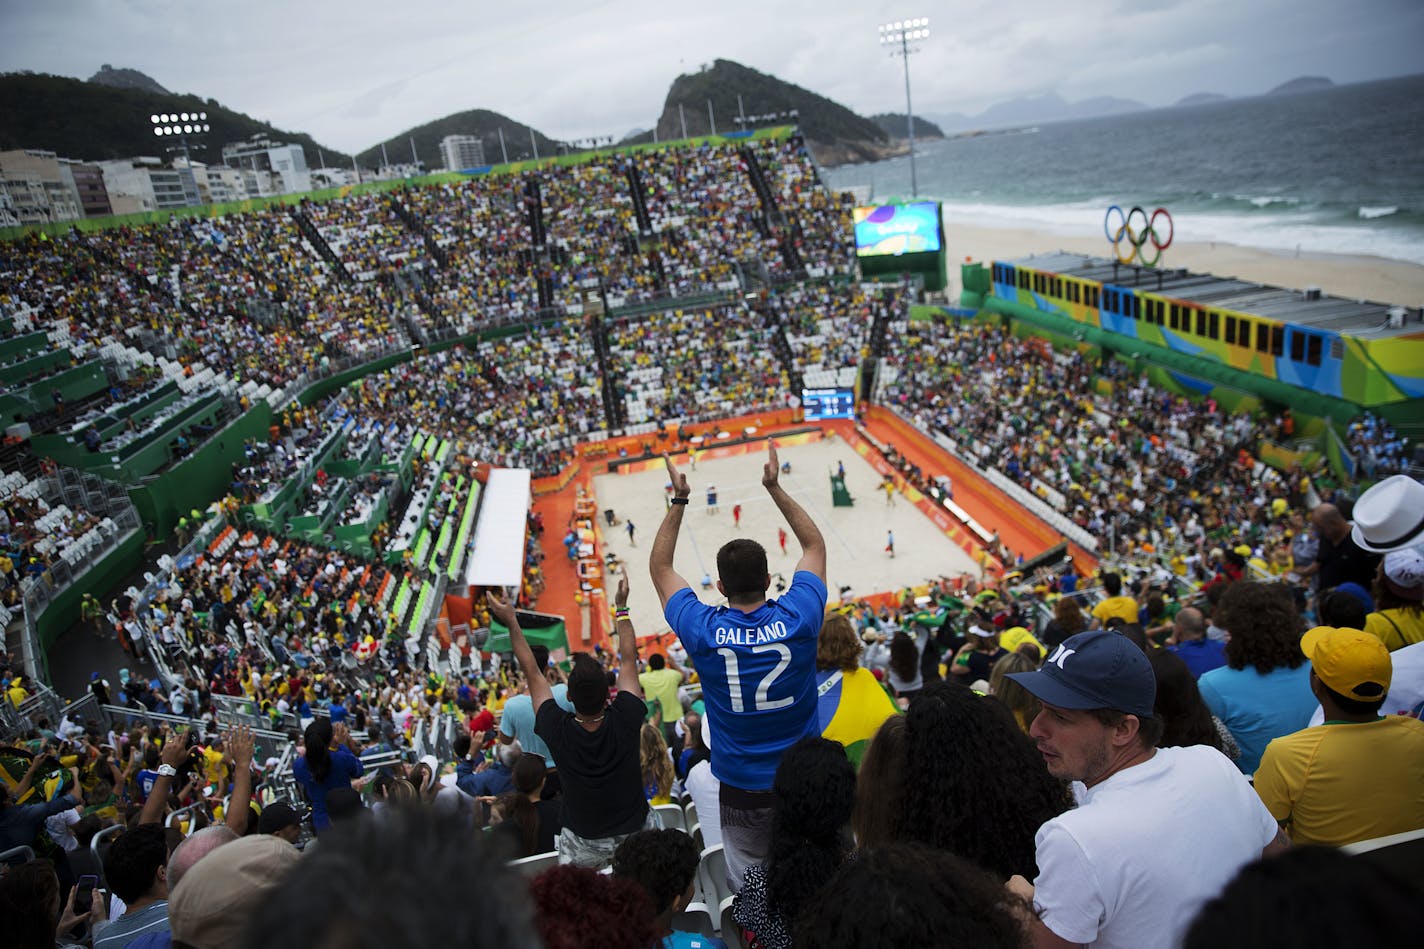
{"left": 88, "top": 65, "right": 170, "bottom": 95}
{"left": 653, "top": 59, "right": 902, "bottom": 165}
{"left": 0, "top": 71, "right": 349, "bottom": 168}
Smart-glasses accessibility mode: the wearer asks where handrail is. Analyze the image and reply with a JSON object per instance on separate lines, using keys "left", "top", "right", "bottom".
{"left": 90, "top": 823, "right": 124, "bottom": 857}
{"left": 0, "top": 845, "right": 36, "bottom": 865}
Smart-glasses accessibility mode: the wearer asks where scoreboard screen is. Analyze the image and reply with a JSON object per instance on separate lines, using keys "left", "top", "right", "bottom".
{"left": 852, "top": 202, "right": 943, "bottom": 256}
{"left": 802, "top": 387, "right": 855, "bottom": 420}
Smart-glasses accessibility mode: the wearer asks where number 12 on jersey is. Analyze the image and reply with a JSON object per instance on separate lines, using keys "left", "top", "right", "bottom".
{"left": 715, "top": 644, "right": 793, "bottom": 713}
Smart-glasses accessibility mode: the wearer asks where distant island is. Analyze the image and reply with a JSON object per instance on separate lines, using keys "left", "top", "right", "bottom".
{"left": 1267, "top": 76, "right": 1336, "bottom": 96}
{"left": 1175, "top": 92, "right": 1229, "bottom": 107}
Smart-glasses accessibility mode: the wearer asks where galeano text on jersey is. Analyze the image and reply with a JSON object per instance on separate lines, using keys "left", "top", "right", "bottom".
{"left": 714, "top": 620, "right": 790, "bottom": 646}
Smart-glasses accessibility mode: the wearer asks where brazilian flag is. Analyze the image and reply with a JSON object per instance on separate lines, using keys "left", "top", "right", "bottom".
{"left": 0, "top": 747, "right": 72, "bottom": 805}
{"left": 816, "top": 668, "right": 899, "bottom": 768}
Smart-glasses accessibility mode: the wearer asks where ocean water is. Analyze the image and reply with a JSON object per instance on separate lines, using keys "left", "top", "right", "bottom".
{"left": 824, "top": 73, "right": 1424, "bottom": 265}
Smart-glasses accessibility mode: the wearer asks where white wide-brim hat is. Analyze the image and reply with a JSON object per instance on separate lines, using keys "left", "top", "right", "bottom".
{"left": 1350, "top": 475, "right": 1424, "bottom": 554}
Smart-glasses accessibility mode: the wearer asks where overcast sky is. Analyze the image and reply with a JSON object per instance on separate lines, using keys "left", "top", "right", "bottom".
{"left": 1, "top": 0, "right": 1419, "bottom": 153}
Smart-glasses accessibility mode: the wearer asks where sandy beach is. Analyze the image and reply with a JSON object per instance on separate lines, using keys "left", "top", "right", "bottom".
{"left": 941, "top": 222, "right": 1424, "bottom": 308}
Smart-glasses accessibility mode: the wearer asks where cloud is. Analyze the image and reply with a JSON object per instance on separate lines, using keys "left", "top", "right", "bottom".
{"left": 0, "top": 0, "right": 1416, "bottom": 153}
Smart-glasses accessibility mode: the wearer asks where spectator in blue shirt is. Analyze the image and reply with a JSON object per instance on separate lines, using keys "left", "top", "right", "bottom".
{"left": 1167, "top": 607, "right": 1227, "bottom": 679}
{"left": 455, "top": 734, "right": 520, "bottom": 800}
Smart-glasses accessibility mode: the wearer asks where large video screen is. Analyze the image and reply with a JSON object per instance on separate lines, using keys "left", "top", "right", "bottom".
{"left": 852, "top": 202, "right": 942, "bottom": 257}
{"left": 803, "top": 387, "right": 855, "bottom": 420}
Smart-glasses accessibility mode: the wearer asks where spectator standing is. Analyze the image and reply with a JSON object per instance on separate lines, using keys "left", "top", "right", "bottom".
{"left": 292, "top": 717, "right": 364, "bottom": 833}
{"left": 652, "top": 443, "right": 828, "bottom": 890}
{"left": 1198, "top": 582, "right": 1317, "bottom": 773}
{"left": 1297, "top": 503, "right": 1381, "bottom": 591}
{"left": 814, "top": 614, "right": 898, "bottom": 767}
{"left": 498, "top": 642, "right": 575, "bottom": 798}
{"left": 1005, "top": 630, "right": 1287, "bottom": 949}
{"left": 506, "top": 576, "right": 651, "bottom": 869}
{"left": 638, "top": 653, "right": 686, "bottom": 748}
{"left": 1090, "top": 572, "right": 1139, "bottom": 627}
{"left": 1253, "top": 626, "right": 1424, "bottom": 846}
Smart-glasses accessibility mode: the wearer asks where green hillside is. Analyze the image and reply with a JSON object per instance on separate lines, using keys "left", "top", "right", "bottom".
{"left": 356, "top": 110, "right": 562, "bottom": 170}
{"left": 656, "top": 59, "right": 889, "bottom": 146}
{"left": 0, "top": 72, "right": 350, "bottom": 168}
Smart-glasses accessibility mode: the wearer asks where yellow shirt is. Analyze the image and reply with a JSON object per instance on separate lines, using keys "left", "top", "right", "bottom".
{"left": 1364, "top": 609, "right": 1424, "bottom": 652}
{"left": 201, "top": 747, "right": 227, "bottom": 787}
{"left": 1254, "top": 715, "right": 1424, "bottom": 847}
{"left": 1091, "top": 595, "right": 1140, "bottom": 626}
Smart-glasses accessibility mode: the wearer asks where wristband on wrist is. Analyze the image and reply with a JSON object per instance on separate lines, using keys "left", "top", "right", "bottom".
{"left": 157, "top": 764, "right": 178, "bottom": 778}
{"left": 614, "top": 608, "right": 631, "bottom": 621}
{"left": 670, "top": 497, "right": 689, "bottom": 505}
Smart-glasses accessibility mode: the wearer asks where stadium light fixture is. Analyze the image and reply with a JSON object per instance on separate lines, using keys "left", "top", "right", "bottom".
{"left": 878, "top": 16, "right": 931, "bottom": 198}
{"left": 146, "top": 110, "right": 212, "bottom": 207}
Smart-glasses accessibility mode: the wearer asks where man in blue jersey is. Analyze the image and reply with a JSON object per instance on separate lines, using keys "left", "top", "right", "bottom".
{"left": 651, "top": 441, "right": 827, "bottom": 891}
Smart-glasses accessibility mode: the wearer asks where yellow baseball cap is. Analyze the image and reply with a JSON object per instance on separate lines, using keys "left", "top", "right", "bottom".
{"left": 1301, "top": 626, "right": 1391, "bottom": 701}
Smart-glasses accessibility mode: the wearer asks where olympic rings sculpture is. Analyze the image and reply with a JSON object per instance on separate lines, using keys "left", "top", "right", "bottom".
{"left": 1104, "top": 205, "right": 1173, "bottom": 268}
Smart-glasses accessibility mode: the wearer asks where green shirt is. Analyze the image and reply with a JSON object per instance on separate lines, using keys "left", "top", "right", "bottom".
{"left": 638, "top": 667, "right": 684, "bottom": 725}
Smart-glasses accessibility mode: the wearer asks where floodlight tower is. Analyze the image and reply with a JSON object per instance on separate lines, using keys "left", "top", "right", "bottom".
{"left": 878, "top": 17, "right": 930, "bottom": 199}
{"left": 150, "top": 111, "right": 211, "bottom": 206}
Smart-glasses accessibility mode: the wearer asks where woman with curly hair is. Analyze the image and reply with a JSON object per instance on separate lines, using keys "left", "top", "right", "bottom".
{"left": 1148, "top": 650, "right": 1239, "bottom": 762}
{"left": 794, "top": 844, "right": 1032, "bottom": 949}
{"left": 988, "top": 652, "right": 1042, "bottom": 734}
{"left": 639, "top": 723, "right": 674, "bottom": 806}
{"left": 894, "top": 681, "right": 1071, "bottom": 880}
{"left": 1198, "top": 581, "right": 1315, "bottom": 773}
{"left": 731, "top": 737, "right": 856, "bottom": 949}
{"left": 529, "top": 864, "right": 657, "bottom": 949}
{"left": 816, "top": 613, "right": 899, "bottom": 767}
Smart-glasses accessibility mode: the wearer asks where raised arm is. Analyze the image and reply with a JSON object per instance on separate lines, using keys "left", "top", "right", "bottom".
{"left": 489, "top": 590, "right": 554, "bottom": 712}
{"left": 225, "top": 725, "right": 255, "bottom": 836}
{"left": 139, "top": 725, "right": 190, "bottom": 827}
{"left": 650, "top": 455, "right": 692, "bottom": 608}
{"left": 763, "top": 441, "right": 826, "bottom": 581}
{"left": 612, "top": 572, "right": 643, "bottom": 698}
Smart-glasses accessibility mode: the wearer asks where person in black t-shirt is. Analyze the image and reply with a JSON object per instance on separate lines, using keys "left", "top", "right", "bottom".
{"left": 1298, "top": 503, "right": 1382, "bottom": 592}
{"left": 491, "top": 576, "right": 653, "bottom": 871}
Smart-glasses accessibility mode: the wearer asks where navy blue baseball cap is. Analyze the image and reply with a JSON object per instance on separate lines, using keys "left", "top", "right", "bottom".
{"left": 1007, "top": 629, "right": 1156, "bottom": 718}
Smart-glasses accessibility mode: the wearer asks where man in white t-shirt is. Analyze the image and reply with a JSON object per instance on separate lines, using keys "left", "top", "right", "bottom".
{"left": 1006, "top": 630, "right": 1289, "bottom": 949}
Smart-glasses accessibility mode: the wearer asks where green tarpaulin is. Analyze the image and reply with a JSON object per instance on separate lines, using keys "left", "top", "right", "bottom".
{"left": 484, "top": 612, "right": 570, "bottom": 657}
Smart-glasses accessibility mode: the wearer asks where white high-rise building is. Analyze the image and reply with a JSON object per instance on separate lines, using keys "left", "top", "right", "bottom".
{"left": 221, "top": 137, "right": 312, "bottom": 195}
{"left": 440, "top": 135, "right": 486, "bottom": 171}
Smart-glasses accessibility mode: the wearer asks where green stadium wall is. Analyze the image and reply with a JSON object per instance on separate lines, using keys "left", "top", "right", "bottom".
{"left": 128, "top": 401, "right": 273, "bottom": 538}
{"left": 36, "top": 529, "right": 145, "bottom": 666}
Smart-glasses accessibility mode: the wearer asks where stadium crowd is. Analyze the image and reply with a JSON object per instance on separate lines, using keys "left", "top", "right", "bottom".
{"left": 881, "top": 319, "right": 1334, "bottom": 572}
{"left": 2, "top": 134, "right": 1422, "bottom": 949}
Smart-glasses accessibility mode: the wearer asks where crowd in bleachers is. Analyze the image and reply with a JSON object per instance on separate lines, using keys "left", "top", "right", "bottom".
{"left": 1347, "top": 412, "right": 1414, "bottom": 479}
{"left": 339, "top": 330, "right": 605, "bottom": 476}
{"left": 607, "top": 304, "right": 786, "bottom": 425}
{"left": 880, "top": 319, "right": 1320, "bottom": 567}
